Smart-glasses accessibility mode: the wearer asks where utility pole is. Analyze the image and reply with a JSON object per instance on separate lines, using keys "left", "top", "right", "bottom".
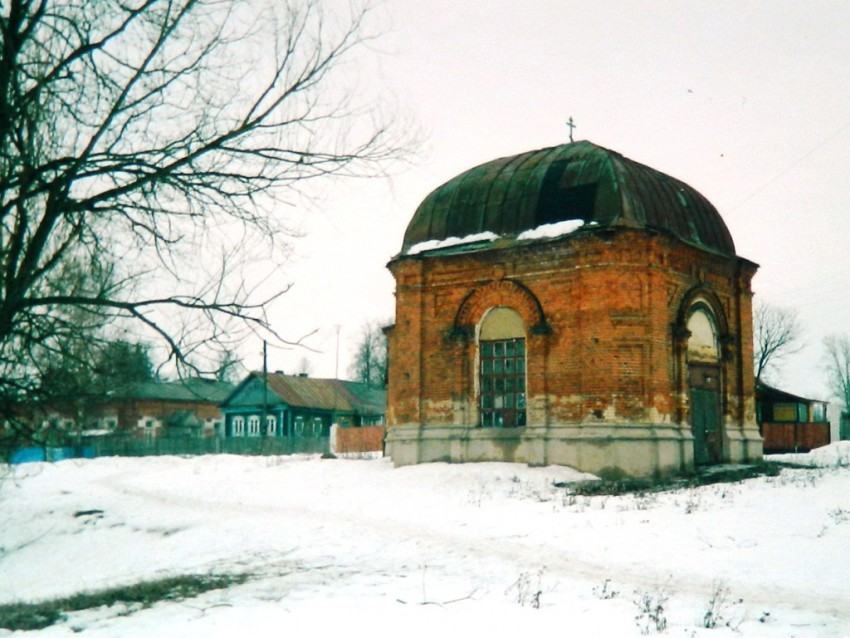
{"left": 262, "top": 340, "right": 269, "bottom": 437}
{"left": 334, "top": 324, "right": 341, "bottom": 379}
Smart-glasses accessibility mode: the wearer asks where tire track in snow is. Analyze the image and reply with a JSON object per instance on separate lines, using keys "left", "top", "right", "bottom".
{"left": 91, "top": 464, "right": 850, "bottom": 626}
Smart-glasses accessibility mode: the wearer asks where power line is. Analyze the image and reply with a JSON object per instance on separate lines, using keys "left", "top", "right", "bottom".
{"left": 731, "top": 118, "right": 850, "bottom": 211}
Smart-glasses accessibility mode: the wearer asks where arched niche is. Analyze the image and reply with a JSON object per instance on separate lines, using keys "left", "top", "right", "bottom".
{"left": 454, "top": 279, "right": 548, "bottom": 337}
{"left": 686, "top": 307, "right": 720, "bottom": 363}
{"left": 685, "top": 303, "right": 723, "bottom": 465}
{"left": 479, "top": 306, "right": 526, "bottom": 340}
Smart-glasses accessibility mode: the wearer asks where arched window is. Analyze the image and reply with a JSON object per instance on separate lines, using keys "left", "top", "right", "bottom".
{"left": 265, "top": 415, "right": 276, "bottom": 436}
{"left": 232, "top": 416, "right": 245, "bottom": 437}
{"left": 686, "top": 306, "right": 719, "bottom": 363}
{"left": 479, "top": 307, "right": 527, "bottom": 428}
{"left": 247, "top": 415, "right": 260, "bottom": 437}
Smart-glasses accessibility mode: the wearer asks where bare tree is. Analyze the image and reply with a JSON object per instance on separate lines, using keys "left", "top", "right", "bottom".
{"left": 824, "top": 334, "right": 850, "bottom": 414}
{"left": 753, "top": 301, "right": 803, "bottom": 383}
{"left": 215, "top": 348, "right": 242, "bottom": 384}
{"left": 348, "top": 320, "right": 387, "bottom": 388}
{"left": 295, "top": 356, "right": 313, "bottom": 377}
{"left": 0, "top": 1, "right": 407, "bottom": 413}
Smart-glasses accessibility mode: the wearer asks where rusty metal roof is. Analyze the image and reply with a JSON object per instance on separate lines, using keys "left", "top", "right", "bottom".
{"left": 401, "top": 140, "right": 736, "bottom": 256}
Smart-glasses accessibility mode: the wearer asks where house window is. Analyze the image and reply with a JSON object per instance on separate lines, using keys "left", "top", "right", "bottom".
{"left": 294, "top": 416, "right": 305, "bottom": 436}
{"left": 248, "top": 415, "right": 261, "bottom": 437}
{"left": 812, "top": 403, "right": 827, "bottom": 423}
{"left": 773, "top": 403, "right": 798, "bottom": 422}
{"left": 266, "top": 415, "right": 276, "bottom": 436}
{"left": 232, "top": 416, "right": 245, "bottom": 437}
{"left": 311, "top": 417, "right": 324, "bottom": 437}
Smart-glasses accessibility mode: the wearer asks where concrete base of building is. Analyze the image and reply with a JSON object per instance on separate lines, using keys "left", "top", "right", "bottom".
{"left": 724, "top": 426, "right": 765, "bottom": 466}
{"left": 385, "top": 422, "right": 763, "bottom": 479}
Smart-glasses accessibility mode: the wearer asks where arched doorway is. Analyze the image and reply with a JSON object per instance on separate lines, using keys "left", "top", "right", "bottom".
{"left": 686, "top": 306, "right": 722, "bottom": 465}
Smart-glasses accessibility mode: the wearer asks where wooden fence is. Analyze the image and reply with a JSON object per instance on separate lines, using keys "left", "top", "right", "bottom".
{"left": 761, "top": 422, "right": 831, "bottom": 454}
{"left": 331, "top": 425, "right": 385, "bottom": 454}
{"left": 88, "top": 435, "right": 330, "bottom": 458}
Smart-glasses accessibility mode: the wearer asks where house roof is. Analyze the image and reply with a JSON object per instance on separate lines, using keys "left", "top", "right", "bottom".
{"left": 110, "top": 378, "right": 235, "bottom": 403}
{"left": 755, "top": 380, "right": 826, "bottom": 405}
{"left": 225, "top": 373, "right": 386, "bottom": 416}
{"left": 401, "top": 140, "right": 736, "bottom": 257}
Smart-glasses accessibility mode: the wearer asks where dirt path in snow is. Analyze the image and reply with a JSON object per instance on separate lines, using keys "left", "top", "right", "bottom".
{"left": 91, "top": 463, "right": 850, "bottom": 628}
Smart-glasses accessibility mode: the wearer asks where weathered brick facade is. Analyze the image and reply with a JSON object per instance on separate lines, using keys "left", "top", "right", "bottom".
{"left": 384, "top": 141, "right": 763, "bottom": 477}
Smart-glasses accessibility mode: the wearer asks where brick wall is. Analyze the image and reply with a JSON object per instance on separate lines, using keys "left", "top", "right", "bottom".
{"left": 387, "top": 228, "right": 757, "bottom": 432}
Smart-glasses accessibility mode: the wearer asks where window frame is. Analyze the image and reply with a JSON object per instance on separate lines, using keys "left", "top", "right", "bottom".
{"left": 479, "top": 336, "right": 527, "bottom": 428}
{"left": 772, "top": 403, "right": 798, "bottom": 423}
{"left": 232, "top": 416, "right": 245, "bottom": 437}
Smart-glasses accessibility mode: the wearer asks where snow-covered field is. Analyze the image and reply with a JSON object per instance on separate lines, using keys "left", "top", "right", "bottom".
{"left": 1, "top": 445, "right": 849, "bottom": 637}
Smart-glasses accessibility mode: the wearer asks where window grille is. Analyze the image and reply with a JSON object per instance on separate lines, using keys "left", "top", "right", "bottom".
{"left": 480, "top": 338, "right": 526, "bottom": 427}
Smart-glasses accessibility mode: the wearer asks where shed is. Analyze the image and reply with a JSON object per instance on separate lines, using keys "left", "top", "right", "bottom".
{"left": 756, "top": 381, "right": 830, "bottom": 453}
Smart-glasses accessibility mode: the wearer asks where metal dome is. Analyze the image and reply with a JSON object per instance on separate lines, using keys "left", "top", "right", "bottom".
{"left": 401, "top": 140, "right": 736, "bottom": 256}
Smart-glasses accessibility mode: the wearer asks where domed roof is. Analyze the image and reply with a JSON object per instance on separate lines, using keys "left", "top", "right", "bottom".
{"left": 401, "top": 140, "right": 736, "bottom": 256}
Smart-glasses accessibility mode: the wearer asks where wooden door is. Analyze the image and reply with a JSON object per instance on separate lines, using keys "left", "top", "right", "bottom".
{"left": 689, "top": 364, "right": 722, "bottom": 465}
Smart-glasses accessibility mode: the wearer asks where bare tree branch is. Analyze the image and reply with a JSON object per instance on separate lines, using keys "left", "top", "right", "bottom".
{"left": 824, "top": 334, "right": 850, "bottom": 413}
{"left": 348, "top": 319, "right": 388, "bottom": 388}
{"left": 753, "top": 301, "right": 803, "bottom": 383}
{"left": 0, "top": 0, "right": 411, "bottom": 416}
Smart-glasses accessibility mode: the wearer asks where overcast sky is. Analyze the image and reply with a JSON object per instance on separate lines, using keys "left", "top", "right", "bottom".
{"left": 258, "top": 1, "right": 849, "bottom": 403}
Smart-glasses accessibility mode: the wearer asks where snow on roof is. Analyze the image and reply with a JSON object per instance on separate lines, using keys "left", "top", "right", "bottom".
{"left": 405, "top": 221, "right": 593, "bottom": 256}
{"left": 406, "top": 231, "right": 499, "bottom": 255}
{"left": 517, "top": 219, "right": 587, "bottom": 241}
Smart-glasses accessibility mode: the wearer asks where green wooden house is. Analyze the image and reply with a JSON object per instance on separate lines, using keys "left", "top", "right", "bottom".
{"left": 220, "top": 372, "right": 386, "bottom": 438}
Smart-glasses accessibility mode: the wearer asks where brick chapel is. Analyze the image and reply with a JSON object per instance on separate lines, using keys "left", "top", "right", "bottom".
{"left": 384, "top": 140, "right": 763, "bottom": 478}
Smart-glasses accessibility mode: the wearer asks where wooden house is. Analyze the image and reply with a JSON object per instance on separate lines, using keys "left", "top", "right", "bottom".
{"left": 756, "top": 381, "right": 830, "bottom": 453}
{"left": 220, "top": 372, "right": 386, "bottom": 439}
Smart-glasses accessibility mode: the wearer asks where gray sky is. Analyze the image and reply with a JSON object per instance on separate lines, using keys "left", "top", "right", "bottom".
{"left": 262, "top": 1, "right": 850, "bottom": 401}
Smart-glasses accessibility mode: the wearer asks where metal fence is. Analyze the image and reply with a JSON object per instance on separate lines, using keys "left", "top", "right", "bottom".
{"left": 86, "top": 435, "right": 330, "bottom": 459}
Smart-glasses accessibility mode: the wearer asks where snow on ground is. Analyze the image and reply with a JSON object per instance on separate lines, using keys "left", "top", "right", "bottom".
{"left": 1, "top": 446, "right": 850, "bottom": 637}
